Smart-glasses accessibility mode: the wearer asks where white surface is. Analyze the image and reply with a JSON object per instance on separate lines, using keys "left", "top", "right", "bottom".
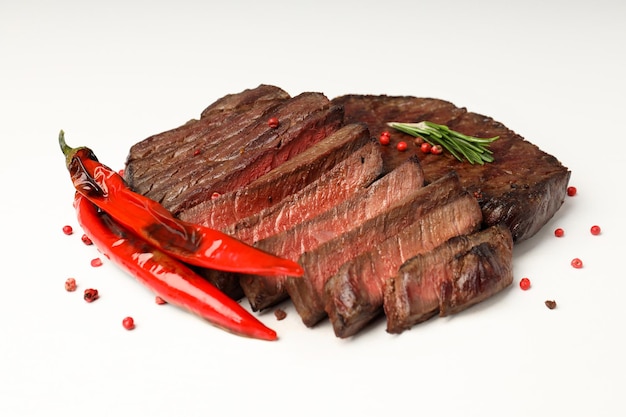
{"left": 2, "top": 1, "right": 625, "bottom": 416}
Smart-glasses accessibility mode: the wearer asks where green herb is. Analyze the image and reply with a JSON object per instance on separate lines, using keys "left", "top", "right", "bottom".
{"left": 387, "top": 121, "right": 499, "bottom": 164}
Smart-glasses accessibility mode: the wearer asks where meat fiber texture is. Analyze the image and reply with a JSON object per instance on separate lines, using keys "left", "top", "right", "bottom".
{"left": 383, "top": 224, "right": 514, "bottom": 334}
{"left": 250, "top": 155, "right": 425, "bottom": 314}
{"left": 236, "top": 140, "right": 384, "bottom": 310}
{"left": 324, "top": 172, "right": 483, "bottom": 338}
{"left": 332, "top": 94, "right": 571, "bottom": 243}
{"left": 184, "top": 123, "right": 374, "bottom": 231}
{"left": 125, "top": 85, "right": 344, "bottom": 217}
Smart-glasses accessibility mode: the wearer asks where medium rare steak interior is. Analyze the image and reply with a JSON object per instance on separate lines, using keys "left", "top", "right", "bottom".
{"left": 124, "top": 84, "right": 570, "bottom": 337}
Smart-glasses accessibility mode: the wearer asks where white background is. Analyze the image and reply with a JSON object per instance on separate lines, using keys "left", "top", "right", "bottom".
{"left": 2, "top": 1, "right": 625, "bottom": 416}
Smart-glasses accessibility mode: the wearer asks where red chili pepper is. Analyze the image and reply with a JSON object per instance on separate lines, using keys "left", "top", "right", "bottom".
{"left": 74, "top": 193, "right": 278, "bottom": 341}
{"left": 59, "top": 130, "right": 303, "bottom": 278}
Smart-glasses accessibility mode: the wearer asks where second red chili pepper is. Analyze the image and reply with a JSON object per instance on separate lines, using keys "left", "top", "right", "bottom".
{"left": 74, "top": 192, "right": 278, "bottom": 341}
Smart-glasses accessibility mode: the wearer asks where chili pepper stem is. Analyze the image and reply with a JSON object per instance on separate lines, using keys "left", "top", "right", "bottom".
{"left": 59, "top": 129, "right": 89, "bottom": 169}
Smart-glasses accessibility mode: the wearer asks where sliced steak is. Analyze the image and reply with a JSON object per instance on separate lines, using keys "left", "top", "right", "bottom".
{"left": 238, "top": 139, "right": 385, "bottom": 310}
{"left": 290, "top": 171, "right": 466, "bottom": 328}
{"left": 125, "top": 85, "right": 289, "bottom": 200}
{"left": 180, "top": 123, "right": 373, "bottom": 229}
{"left": 324, "top": 176, "right": 482, "bottom": 338}
{"left": 126, "top": 89, "right": 343, "bottom": 216}
{"left": 332, "top": 94, "right": 571, "bottom": 243}
{"left": 230, "top": 137, "right": 383, "bottom": 243}
{"left": 383, "top": 224, "right": 514, "bottom": 334}
{"left": 254, "top": 156, "right": 425, "bottom": 314}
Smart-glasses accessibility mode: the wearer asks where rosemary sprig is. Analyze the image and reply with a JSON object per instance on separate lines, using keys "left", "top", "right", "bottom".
{"left": 387, "top": 121, "right": 499, "bottom": 164}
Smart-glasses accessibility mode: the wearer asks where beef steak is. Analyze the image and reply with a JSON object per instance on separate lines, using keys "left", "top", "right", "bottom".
{"left": 324, "top": 172, "right": 483, "bottom": 338}
{"left": 126, "top": 87, "right": 343, "bottom": 216}
{"left": 332, "top": 94, "right": 570, "bottom": 243}
{"left": 182, "top": 123, "right": 374, "bottom": 230}
{"left": 235, "top": 138, "right": 385, "bottom": 311}
{"left": 289, "top": 172, "right": 474, "bottom": 328}
{"left": 383, "top": 224, "right": 514, "bottom": 334}
{"left": 251, "top": 156, "right": 424, "bottom": 317}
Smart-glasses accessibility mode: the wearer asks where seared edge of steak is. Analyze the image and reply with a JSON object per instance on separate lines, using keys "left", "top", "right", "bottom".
{"left": 324, "top": 177, "right": 483, "bottom": 338}
{"left": 200, "top": 84, "right": 290, "bottom": 119}
{"left": 383, "top": 224, "right": 513, "bottom": 334}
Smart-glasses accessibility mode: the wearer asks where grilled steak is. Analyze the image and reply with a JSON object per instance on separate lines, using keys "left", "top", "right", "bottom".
{"left": 126, "top": 88, "right": 343, "bottom": 217}
{"left": 290, "top": 172, "right": 471, "bottom": 328}
{"left": 252, "top": 156, "right": 425, "bottom": 316}
{"left": 383, "top": 224, "right": 514, "bottom": 334}
{"left": 237, "top": 139, "right": 384, "bottom": 310}
{"left": 125, "top": 85, "right": 289, "bottom": 207}
{"left": 324, "top": 174, "right": 482, "bottom": 338}
{"left": 122, "top": 85, "right": 569, "bottom": 337}
{"left": 181, "top": 123, "right": 373, "bottom": 230}
{"left": 230, "top": 137, "right": 383, "bottom": 243}
{"left": 332, "top": 94, "right": 570, "bottom": 242}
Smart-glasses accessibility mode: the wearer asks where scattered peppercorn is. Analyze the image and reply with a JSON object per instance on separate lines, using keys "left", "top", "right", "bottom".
{"left": 274, "top": 308, "right": 287, "bottom": 321}
{"left": 554, "top": 228, "right": 564, "bottom": 237}
{"left": 590, "top": 225, "right": 601, "bottom": 235}
{"left": 379, "top": 131, "right": 391, "bottom": 146}
{"left": 396, "top": 141, "right": 408, "bottom": 152}
{"left": 65, "top": 278, "right": 77, "bottom": 292}
{"left": 193, "top": 149, "right": 201, "bottom": 156}
{"left": 155, "top": 296, "right": 167, "bottom": 305}
{"left": 571, "top": 258, "right": 583, "bottom": 269}
{"left": 81, "top": 234, "right": 93, "bottom": 245}
{"left": 545, "top": 300, "right": 557, "bottom": 310}
{"left": 62, "top": 225, "right": 73, "bottom": 235}
{"left": 122, "top": 316, "right": 135, "bottom": 330}
{"left": 211, "top": 192, "right": 221, "bottom": 200}
{"left": 519, "top": 277, "right": 531, "bottom": 290}
{"left": 90, "top": 258, "right": 103, "bottom": 267}
{"left": 430, "top": 144, "right": 443, "bottom": 155}
{"left": 420, "top": 142, "right": 432, "bottom": 154}
{"left": 268, "top": 117, "right": 280, "bottom": 129}
{"left": 84, "top": 288, "right": 99, "bottom": 303}
{"left": 566, "top": 186, "right": 577, "bottom": 196}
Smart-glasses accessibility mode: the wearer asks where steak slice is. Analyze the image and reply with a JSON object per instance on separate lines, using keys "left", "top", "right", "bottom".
{"left": 290, "top": 171, "right": 465, "bottom": 328}
{"left": 383, "top": 224, "right": 514, "bottom": 334}
{"left": 238, "top": 139, "right": 384, "bottom": 311}
{"left": 229, "top": 136, "right": 383, "bottom": 244}
{"left": 324, "top": 176, "right": 482, "bottom": 338}
{"left": 126, "top": 89, "right": 343, "bottom": 216}
{"left": 332, "top": 94, "right": 571, "bottom": 243}
{"left": 125, "top": 85, "right": 290, "bottom": 202}
{"left": 180, "top": 123, "right": 373, "bottom": 229}
{"left": 254, "top": 156, "right": 425, "bottom": 314}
